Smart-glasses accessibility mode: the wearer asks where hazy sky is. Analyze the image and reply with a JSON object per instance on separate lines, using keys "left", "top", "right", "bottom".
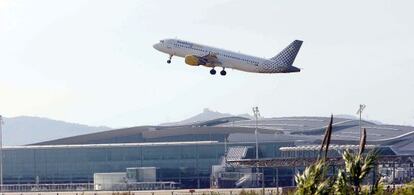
{"left": 1, "top": 0, "right": 413, "bottom": 128}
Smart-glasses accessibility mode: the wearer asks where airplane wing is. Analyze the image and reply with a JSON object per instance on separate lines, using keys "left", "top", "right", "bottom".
{"left": 199, "top": 53, "right": 221, "bottom": 67}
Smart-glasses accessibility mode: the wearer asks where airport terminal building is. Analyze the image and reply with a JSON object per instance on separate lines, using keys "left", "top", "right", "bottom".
{"left": 3, "top": 116, "right": 414, "bottom": 189}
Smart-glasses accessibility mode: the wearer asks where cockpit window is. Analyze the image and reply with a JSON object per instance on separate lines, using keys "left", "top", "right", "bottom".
{"left": 160, "top": 40, "right": 164, "bottom": 43}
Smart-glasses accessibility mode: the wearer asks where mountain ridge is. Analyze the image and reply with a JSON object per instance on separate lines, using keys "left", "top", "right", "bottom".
{"left": 160, "top": 108, "right": 253, "bottom": 126}
{"left": 2, "top": 116, "right": 111, "bottom": 146}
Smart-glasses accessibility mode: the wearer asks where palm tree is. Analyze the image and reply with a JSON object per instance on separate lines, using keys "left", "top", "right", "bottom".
{"left": 295, "top": 117, "right": 379, "bottom": 195}
{"left": 295, "top": 160, "right": 331, "bottom": 195}
{"left": 333, "top": 128, "right": 378, "bottom": 195}
{"left": 294, "top": 115, "right": 333, "bottom": 195}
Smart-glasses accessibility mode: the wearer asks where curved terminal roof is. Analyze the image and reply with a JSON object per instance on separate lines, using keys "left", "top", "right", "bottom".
{"left": 31, "top": 116, "right": 414, "bottom": 155}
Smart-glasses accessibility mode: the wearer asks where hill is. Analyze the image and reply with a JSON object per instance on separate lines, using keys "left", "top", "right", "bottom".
{"left": 1, "top": 116, "right": 110, "bottom": 146}
{"left": 161, "top": 108, "right": 252, "bottom": 126}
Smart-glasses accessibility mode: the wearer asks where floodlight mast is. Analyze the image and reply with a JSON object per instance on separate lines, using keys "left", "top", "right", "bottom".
{"left": 224, "top": 136, "right": 227, "bottom": 163}
{"left": 252, "top": 107, "right": 261, "bottom": 186}
{"left": 252, "top": 107, "right": 261, "bottom": 160}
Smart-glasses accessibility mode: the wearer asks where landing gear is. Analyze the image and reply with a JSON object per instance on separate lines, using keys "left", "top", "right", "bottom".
{"left": 167, "top": 55, "right": 173, "bottom": 64}
{"left": 220, "top": 69, "right": 227, "bottom": 76}
{"left": 210, "top": 68, "right": 226, "bottom": 76}
{"left": 210, "top": 69, "right": 216, "bottom": 75}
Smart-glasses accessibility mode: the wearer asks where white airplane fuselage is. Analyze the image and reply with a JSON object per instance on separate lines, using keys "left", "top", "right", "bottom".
{"left": 153, "top": 39, "right": 302, "bottom": 75}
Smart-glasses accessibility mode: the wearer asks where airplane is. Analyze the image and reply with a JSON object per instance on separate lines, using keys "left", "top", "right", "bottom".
{"left": 153, "top": 38, "right": 303, "bottom": 76}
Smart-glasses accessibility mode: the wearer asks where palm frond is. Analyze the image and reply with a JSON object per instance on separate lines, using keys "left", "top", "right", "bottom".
{"left": 333, "top": 170, "right": 352, "bottom": 195}
{"left": 359, "top": 150, "right": 378, "bottom": 180}
{"left": 294, "top": 160, "right": 330, "bottom": 195}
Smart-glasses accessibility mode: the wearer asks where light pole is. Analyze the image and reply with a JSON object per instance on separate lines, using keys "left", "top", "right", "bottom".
{"left": 356, "top": 104, "right": 366, "bottom": 139}
{"left": 224, "top": 136, "right": 227, "bottom": 163}
{"left": 252, "top": 107, "right": 261, "bottom": 187}
{"left": 252, "top": 107, "right": 261, "bottom": 160}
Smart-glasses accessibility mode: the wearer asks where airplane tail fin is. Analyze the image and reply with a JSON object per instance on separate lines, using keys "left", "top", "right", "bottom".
{"left": 270, "top": 40, "right": 303, "bottom": 66}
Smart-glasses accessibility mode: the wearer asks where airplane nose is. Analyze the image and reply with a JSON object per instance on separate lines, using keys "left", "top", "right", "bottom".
{"left": 153, "top": 43, "right": 161, "bottom": 51}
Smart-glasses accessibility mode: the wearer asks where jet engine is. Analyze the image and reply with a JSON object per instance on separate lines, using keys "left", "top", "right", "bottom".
{"left": 185, "top": 55, "right": 206, "bottom": 66}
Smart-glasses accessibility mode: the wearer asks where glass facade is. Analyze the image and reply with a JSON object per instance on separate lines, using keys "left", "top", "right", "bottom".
{"left": 3, "top": 141, "right": 294, "bottom": 188}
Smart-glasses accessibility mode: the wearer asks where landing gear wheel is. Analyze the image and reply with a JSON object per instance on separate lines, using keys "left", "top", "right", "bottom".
{"left": 210, "top": 69, "right": 216, "bottom": 75}
{"left": 167, "top": 55, "right": 173, "bottom": 64}
{"left": 220, "top": 70, "right": 227, "bottom": 76}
